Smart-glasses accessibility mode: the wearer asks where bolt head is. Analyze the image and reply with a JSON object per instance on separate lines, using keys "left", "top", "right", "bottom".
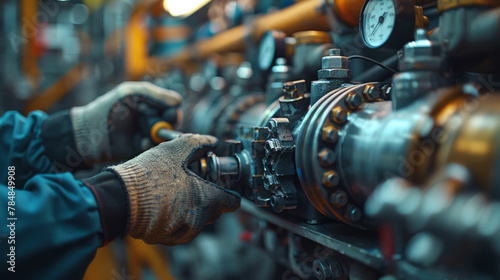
{"left": 323, "top": 171, "right": 340, "bottom": 188}
{"left": 322, "top": 56, "right": 348, "bottom": 69}
{"left": 322, "top": 126, "right": 338, "bottom": 143}
{"left": 346, "top": 92, "right": 362, "bottom": 109}
{"left": 381, "top": 85, "right": 392, "bottom": 100}
{"left": 345, "top": 204, "right": 362, "bottom": 222}
{"left": 330, "top": 190, "right": 348, "bottom": 207}
{"left": 331, "top": 107, "right": 347, "bottom": 124}
{"left": 318, "top": 148, "right": 336, "bottom": 166}
{"left": 318, "top": 68, "right": 351, "bottom": 79}
{"left": 363, "top": 85, "right": 380, "bottom": 101}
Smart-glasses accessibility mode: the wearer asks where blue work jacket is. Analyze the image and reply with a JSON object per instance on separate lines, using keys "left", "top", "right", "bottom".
{"left": 0, "top": 111, "right": 103, "bottom": 279}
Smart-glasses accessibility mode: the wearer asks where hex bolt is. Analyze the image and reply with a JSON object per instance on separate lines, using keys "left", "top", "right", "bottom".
{"left": 323, "top": 171, "right": 340, "bottom": 188}
{"left": 330, "top": 190, "right": 348, "bottom": 207}
{"left": 346, "top": 92, "right": 362, "bottom": 109}
{"left": 363, "top": 85, "right": 380, "bottom": 101}
{"left": 322, "top": 126, "right": 338, "bottom": 144}
{"left": 345, "top": 204, "right": 362, "bottom": 222}
{"left": 381, "top": 85, "right": 392, "bottom": 100}
{"left": 312, "top": 258, "right": 343, "bottom": 280}
{"left": 318, "top": 148, "right": 336, "bottom": 166}
{"left": 331, "top": 107, "right": 347, "bottom": 124}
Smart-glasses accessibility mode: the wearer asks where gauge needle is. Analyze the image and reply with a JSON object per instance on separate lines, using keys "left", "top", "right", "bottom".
{"left": 371, "top": 12, "right": 387, "bottom": 36}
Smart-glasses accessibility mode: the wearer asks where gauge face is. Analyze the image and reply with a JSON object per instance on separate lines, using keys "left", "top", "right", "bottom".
{"left": 258, "top": 30, "right": 287, "bottom": 71}
{"left": 362, "top": 0, "right": 396, "bottom": 48}
{"left": 258, "top": 32, "right": 276, "bottom": 71}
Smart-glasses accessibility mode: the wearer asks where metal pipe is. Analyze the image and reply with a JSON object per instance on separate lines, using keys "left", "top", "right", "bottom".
{"left": 154, "top": 0, "right": 333, "bottom": 67}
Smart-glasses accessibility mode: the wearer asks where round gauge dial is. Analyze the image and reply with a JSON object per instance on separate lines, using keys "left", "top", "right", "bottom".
{"left": 360, "top": 0, "right": 416, "bottom": 49}
{"left": 362, "top": 0, "right": 396, "bottom": 48}
{"left": 258, "top": 30, "right": 287, "bottom": 71}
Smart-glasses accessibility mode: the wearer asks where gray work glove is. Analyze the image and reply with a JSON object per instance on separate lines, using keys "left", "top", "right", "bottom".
{"left": 107, "top": 134, "right": 240, "bottom": 245}
{"left": 71, "top": 81, "right": 182, "bottom": 164}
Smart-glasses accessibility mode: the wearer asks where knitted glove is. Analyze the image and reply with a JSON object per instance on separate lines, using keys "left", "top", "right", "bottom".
{"left": 70, "top": 81, "right": 182, "bottom": 164}
{"left": 107, "top": 134, "right": 240, "bottom": 245}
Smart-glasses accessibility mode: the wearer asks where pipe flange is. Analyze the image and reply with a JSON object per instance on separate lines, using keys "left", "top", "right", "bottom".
{"left": 296, "top": 82, "right": 390, "bottom": 228}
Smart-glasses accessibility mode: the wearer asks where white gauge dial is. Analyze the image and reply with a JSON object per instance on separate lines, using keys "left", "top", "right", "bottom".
{"left": 362, "top": 0, "right": 396, "bottom": 48}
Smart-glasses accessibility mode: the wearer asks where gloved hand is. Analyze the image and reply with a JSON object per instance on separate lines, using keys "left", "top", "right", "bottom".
{"left": 70, "top": 81, "right": 182, "bottom": 164}
{"left": 106, "top": 134, "right": 240, "bottom": 245}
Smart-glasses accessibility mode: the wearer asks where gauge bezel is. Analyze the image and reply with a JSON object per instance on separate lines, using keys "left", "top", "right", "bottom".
{"left": 359, "top": 0, "right": 415, "bottom": 49}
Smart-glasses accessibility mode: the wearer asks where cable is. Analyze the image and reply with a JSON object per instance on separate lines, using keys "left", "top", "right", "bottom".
{"left": 348, "top": 55, "right": 399, "bottom": 74}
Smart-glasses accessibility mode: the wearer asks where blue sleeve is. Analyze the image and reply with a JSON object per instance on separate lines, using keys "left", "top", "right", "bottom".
{"left": 0, "top": 111, "right": 55, "bottom": 187}
{"left": 0, "top": 172, "right": 103, "bottom": 279}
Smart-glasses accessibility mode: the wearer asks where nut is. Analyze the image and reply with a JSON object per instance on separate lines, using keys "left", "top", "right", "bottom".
{"left": 331, "top": 107, "right": 347, "bottom": 124}
{"left": 381, "top": 85, "right": 392, "bottom": 100}
{"left": 330, "top": 190, "right": 348, "bottom": 207}
{"left": 322, "top": 56, "right": 348, "bottom": 69}
{"left": 323, "top": 171, "right": 340, "bottom": 188}
{"left": 318, "top": 148, "right": 336, "bottom": 166}
{"left": 346, "top": 92, "right": 362, "bottom": 109}
{"left": 318, "top": 69, "right": 351, "bottom": 80}
{"left": 363, "top": 85, "right": 380, "bottom": 101}
{"left": 322, "top": 126, "right": 338, "bottom": 143}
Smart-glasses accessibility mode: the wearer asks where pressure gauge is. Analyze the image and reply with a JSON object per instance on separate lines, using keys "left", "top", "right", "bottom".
{"left": 258, "top": 30, "right": 287, "bottom": 71}
{"left": 359, "top": 0, "right": 417, "bottom": 49}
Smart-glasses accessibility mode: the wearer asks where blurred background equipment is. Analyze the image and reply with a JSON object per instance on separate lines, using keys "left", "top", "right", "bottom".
{"left": 3, "top": 0, "right": 500, "bottom": 279}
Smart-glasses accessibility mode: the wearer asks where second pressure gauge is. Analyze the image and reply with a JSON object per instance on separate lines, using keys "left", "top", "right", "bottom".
{"left": 360, "top": 0, "right": 417, "bottom": 49}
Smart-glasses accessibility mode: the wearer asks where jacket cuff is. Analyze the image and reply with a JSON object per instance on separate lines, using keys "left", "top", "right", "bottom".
{"left": 41, "top": 110, "right": 92, "bottom": 172}
{"left": 82, "top": 171, "right": 128, "bottom": 245}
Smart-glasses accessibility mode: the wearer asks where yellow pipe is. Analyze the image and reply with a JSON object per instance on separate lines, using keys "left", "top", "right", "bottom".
{"left": 21, "top": 0, "right": 41, "bottom": 89}
{"left": 24, "top": 63, "right": 87, "bottom": 114}
{"left": 156, "top": 0, "right": 331, "bottom": 67}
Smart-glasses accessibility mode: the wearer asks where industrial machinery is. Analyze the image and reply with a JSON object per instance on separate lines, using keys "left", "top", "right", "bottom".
{"left": 116, "top": 0, "right": 500, "bottom": 279}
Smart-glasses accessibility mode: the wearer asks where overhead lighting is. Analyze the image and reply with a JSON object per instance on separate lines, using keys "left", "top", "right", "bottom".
{"left": 163, "top": 0, "right": 212, "bottom": 17}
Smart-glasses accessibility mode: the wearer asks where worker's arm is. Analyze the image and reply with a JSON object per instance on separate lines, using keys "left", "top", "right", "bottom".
{"left": 0, "top": 82, "right": 183, "bottom": 185}
{"left": 0, "top": 111, "right": 55, "bottom": 187}
{"left": 0, "top": 173, "right": 112, "bottom": 279}
{"left": 0, "top": 134, "right": 239, "bottom": 279}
